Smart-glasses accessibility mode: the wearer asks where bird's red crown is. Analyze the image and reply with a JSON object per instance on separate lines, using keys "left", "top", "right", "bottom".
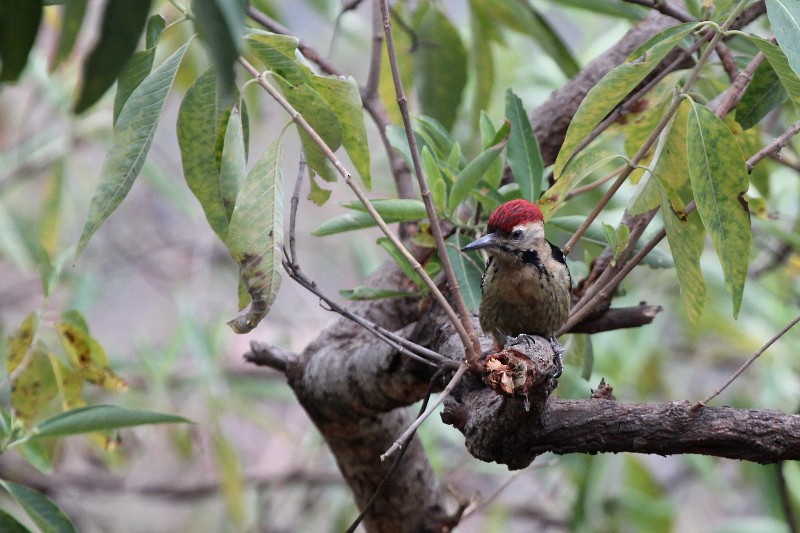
{"left": 487, "top": 199, "right": 543, "bottom": 233}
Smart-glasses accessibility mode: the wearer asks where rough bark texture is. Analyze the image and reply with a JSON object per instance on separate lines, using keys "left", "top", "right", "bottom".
{"left": 443, "top": 389, "right": 800, "bottom": 469}
{"left": 284, "top": 264, "right": 449, "bottom": 532}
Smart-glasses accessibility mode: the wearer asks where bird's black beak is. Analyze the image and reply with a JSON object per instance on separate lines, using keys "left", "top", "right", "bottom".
{"left": 461, "top": 233, "right": 499, "bottom": 252}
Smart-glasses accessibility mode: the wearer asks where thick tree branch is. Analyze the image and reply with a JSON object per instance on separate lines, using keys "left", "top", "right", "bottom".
{"left": 443, "top": 387, "right": 800, "bottom": 470}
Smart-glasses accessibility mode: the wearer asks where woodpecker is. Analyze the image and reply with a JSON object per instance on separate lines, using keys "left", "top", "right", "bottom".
{"left": 461, "top": 199, "right": 571, "bottom": 377}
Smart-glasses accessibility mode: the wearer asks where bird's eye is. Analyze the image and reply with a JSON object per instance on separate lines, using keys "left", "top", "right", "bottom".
{"left": 510, "top": 229, "right": 523, "bottom": 240}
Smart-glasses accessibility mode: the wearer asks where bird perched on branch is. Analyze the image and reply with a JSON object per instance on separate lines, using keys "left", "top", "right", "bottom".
{"left": 461, "top": 199, "right": 571, "bottom": 377}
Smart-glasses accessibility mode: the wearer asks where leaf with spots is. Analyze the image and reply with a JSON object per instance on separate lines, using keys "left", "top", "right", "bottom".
{"left": 686, "top": 99, "right": 750, "bottom": 318}
{"left": 6, "top": 313, "right": 58, "bottom": 424}
{"left": 225, "top": 137, "right": 284, "bottom": 333}
{"left": 57, "top": 310, "right": 127, "bottom": 391}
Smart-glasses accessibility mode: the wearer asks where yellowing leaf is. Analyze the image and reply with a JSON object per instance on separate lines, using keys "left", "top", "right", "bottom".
{"left": 686, "top": 99, "right": 751, "bottom": 318}
{"left": 58, "top": 312, "right": 127, "bottom": 391}
{"left": 554, "top": 23, "right": 697, "bottom": 178}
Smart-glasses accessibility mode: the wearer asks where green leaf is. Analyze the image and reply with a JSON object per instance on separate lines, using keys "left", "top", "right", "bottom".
{"left": 274, "top": 74, "right": 341, "bottom": 183}
{"left": 310, "top": 75, "right": 371, "bottom": 189}
{"left": 736, "top": 60, "right": 788, "bottom": 130}
{"left": 17, "top": 438, "right": 53, "bottom": 475}
{"left": 477, "top": 0, "right": 579, "bottom": 77}
{"left": 765, "top": 0, "right": 800, "bottom": 79}
{"left": 74, "top": 1, "right": 153, "bottom": 113}
{"left": 505, "top": 89, "right": 544, "bottom": 202}
{"left": 225, "top": 138, "right": 283, "bottom": 334}
{"left": 554, "top": 22, "right": 698, "bottom": 177}
{"left": 50, "top": 0, "right": 86, "bottom": 72}
{"left": 113, "top": 15, "right": 165, "bottom": 125}
{"left": 29, "top": 405, "right": 190, "bottom": 439}
{"left": 686, "top": 99, "right": 751, "bottom": 318}
{"left": 422, "top": 147, "right": 447, "bottom": 212}
{"left": 0, "top": 0, "right": 41, "bottom": 82}
{"left": 307, "top": 175, "right": 332, "bottom": 206}
{"left": 541, "top": 150, "right": 628, "bottom": 218}
{"left": 658, "top": 182, "right": 706, "bottom": 323}
{"left": 448, "top": 233, "right": 484, "bottom": 313}
{"left": 192, "top": 0, "right": 244, "bottom": 101}
{"left": 469, "top": 4, "right": 496, "bottom": 126}
{"left": 177, "top": 68, "right": 247, "bottom": 240}
{"left": 414, "top": 6, "right": 468, "bottom": 131}
{"left": 340, "top": 287, "right": 420, "bottom": 300}
{"left": 747, "top": 36, "right": 800, "bottom": 114}
{"left": 651, "top": 98, "right": 691, "bottom": 190}
{"left": 76, "top": 41, "right": 189, "bottom": 257}
{"left": 448, "top": 139, "right": 507, "bottom": 211}
{"left": 0, "top": 480, "right": 76, "bottom": 533}
{"left": 414, "top": 115, "right": 455, "bottom": 160}
{"left": 313, "top": 200, "right": 428, "bottom": 236}
{"left": 479, "top": 112, "right": 504, "bottom": 189}
{"left": 218, "top": 106, "right": 247, "bottom": 223}
{"left": 246, "top": 31, "right": 306, "bottom": 85}
{"left": 377, "top": 237, "right": 423, "bottom": 287}
{"left": 0, "top": 508, "right": 29, "bottom": 533}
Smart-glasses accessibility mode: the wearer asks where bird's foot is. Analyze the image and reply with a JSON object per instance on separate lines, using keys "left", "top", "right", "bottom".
{"left": 504, "top": 334, "right": 534, "bottom": 349}
{"left": 549, "top": 336, "right": 564, "bottom": 379}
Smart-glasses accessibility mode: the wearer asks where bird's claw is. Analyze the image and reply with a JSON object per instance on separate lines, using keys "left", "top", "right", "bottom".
{"left": 549, "top": 336, "right": 564, "bottom": 379}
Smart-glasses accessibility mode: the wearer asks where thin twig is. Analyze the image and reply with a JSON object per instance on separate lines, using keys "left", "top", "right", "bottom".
{"left": 692, "top": 312, "right": 800, "bottom": 410}
{"left": 378, "top": 0, "right": 482, "bottom": 368}
{"left": 381, "top": 363, "right": 469, "bottom": 460}
{"left": 288, "top": 156, "right": 306, "bottom": 265}
{"left": 713, "top": 51, "right": 765, "bottom": 117}
{"left": 622, "top": 0, "right": 693, "bottom": 21}
{"left": 565, "top": 166, "right": 625, "bottom": 201}
{"left": 364, "top": 0, "right": 383, "bottom": 100}
{"left": 747, "top": 121, "right": 800, "bottom": 171}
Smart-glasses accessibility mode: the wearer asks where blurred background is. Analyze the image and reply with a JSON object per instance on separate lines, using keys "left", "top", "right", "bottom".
{"left": 1, "top": 0, "right": 799, "bottom": 531}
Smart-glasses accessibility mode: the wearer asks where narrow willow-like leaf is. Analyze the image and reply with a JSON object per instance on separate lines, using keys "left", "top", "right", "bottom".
{"left": 686, "top": 99, "right": 750, "bottom": 317}
{"left": 74, "top": 1, "right": 152, "bottom": 113}
{"left": 313, "top": 200, "right": 428, "bottom": 236}
{"left": 541, "top": 150, "right": 628, "bottom": 218}
{"left": 554, "top": 22, "right": 697, "bottom": 177}
{"left": 448, "top": 141, "right": 507, "bottom": 211}
{"left": 192, "top": 0, "right": 244, "bottom": 100}
{"left": 736, "top": 60, "right": 788, "bottom": 130}
{"left": 766, "top": 0, "right": 800, "bottom": 79}
{"left": 414, "top": 6, "right": 468, "bottom": 131}
{"left": 177, "top": 68, "right": 244, "bottom": 240}
{"left": 218, "top": 107, "right": 246, "bottom": 223}
{"left": 506, "top": 89, "right": 544, "bottom": 202}
{"left": 274, "top": 75, "right": 341, "bottom": 183}
{"left": 113, "top": 15, "right": 165, "bottom": 125}
{"left": 311, "top": 75, "right": 371, "bottom": 189}
{"left": 477, "top": 0, "right": 579, "bottom": 77}
{"left": 0, "top": 480, "right": 76, "bottom": 533}
{"left": 76, "top": 41, "right": 189, "bottom": 257}
{"left": 0, "top": 508, "right": 29, "bottom": 532}
{"left": 51, "top": 0, "right": 86, "bottom": 72}
{"left": 658, "top": 182, "right": 706, "bottom": 323}
{"left": 448, "top": 233, "right": 484, "bottom": 313}
{"left": 245, "top": 31, "right": 306, "bottom": 85}
{"left": 340, "top": 287, "right": 420, "bottom": 300}
{"left": 747, "top": 36, "right": 800, "bottom": 114}
{"left": 469, "top": 5, "right": 496, "bottom": 126}
{"left": 226, "top": 138, "right": 283, "bottom": 333}
{"left": 0, "top": 0, "right": 42, "bottom": 82}
{"left": 377, "top": 237, "right": 424, "bottom": 288}
{"left": 422, "top": 147, "right": 447, "bottom": 213}
{"left": 29, "top": 405, "right": 190, "bottom": 438}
